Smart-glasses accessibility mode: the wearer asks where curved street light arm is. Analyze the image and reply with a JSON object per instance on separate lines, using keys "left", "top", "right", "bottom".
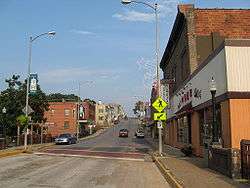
{"left": 31, "top": 32, "right": 50, "bottom": 43}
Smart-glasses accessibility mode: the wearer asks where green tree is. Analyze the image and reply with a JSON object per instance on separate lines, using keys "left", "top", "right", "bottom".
{"left": 133, "top": 101, "right": 145, "bottom": 115}
{"left": 0, "top": 74, "right": 49, "bottom": 136}
{"left": 16, "top": 115, "right": 28, "bottom": 128}
{"left": 46, "top": 93, "right": 80, "bottom": 102}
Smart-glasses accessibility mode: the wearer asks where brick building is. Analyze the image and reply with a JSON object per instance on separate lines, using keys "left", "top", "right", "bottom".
{"left": 45, "top": 100, "right": 95, "bottom": 137}
{"left": 160, "top": 4, "right": 250, "bottom": 157}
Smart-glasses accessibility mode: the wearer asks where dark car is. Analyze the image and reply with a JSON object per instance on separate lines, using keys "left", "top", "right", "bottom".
{"left": 55, "top": 133, "right": 77, "bottom": 145}
{"left": 119, "top": 129, "right": 128, "bottom": 137}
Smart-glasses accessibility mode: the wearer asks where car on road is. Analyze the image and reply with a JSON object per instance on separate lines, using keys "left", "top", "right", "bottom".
{"left": 55, "top": 133, "right": 77, "bottom": 145}
{"left": 119, "top": 129, "right": 129, "bottom": 137}
{"left": 135, "top": 129, "right": 145, "bottom": 138}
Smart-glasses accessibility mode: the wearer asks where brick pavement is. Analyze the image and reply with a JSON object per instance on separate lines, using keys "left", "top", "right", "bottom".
{"left": 146, "top": 137, "right": 250, "bottom": 188}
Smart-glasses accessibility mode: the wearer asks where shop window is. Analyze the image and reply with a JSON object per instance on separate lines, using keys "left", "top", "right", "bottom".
{"left": 199, "top": 105, "right": 222, "bottom": 146}
{"left": 64, "top": 121, "right": 69, "bottom": 129}
{"left": 177, "top": 116, "right": 189, "bottom": 144}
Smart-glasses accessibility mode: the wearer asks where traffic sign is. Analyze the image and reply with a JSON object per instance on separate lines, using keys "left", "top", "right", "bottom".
{"left": 154, "top": 113, "right": 167, "bottom": 121}
{"left": 152, "top": 97, "right": 168, "bottom": 112}
{"left": 22, "top": 105, "right": 34, "bottom": 115}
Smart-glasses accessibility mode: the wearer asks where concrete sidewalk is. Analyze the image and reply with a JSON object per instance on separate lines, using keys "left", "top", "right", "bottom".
{"left": 146, "top": 137, "right": 250, "bottom": 188}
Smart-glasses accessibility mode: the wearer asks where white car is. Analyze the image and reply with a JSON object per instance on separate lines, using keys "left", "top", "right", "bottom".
{"left": 135, "top": 130, "right": 145, "bottom": 138}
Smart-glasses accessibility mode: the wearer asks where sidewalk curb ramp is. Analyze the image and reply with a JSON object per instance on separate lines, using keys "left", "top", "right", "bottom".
{"left": 152, "top": 154, "right": 184, "bottom": 188}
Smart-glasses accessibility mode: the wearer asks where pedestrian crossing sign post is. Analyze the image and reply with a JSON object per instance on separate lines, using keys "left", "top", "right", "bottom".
{"left": 152, "top": 97, "right": 168, "bottom": 112}
{"left": 154, "top": 113, "right": 167, "bottom": 121}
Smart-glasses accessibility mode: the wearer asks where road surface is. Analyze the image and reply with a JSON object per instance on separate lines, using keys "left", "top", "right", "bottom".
{"left": 0, "top": 119, "right": 170, "bottom": 188}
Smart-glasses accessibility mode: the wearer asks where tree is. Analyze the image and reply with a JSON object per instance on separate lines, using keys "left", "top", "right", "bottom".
{"left": 46, "top": 93, "right": 80, "bottom": 102}
{"left": 0, "top": 74, "right": 49, "bottom": 137}
{"left": 133, "top": 101, "right": 145, "bottom": 116}
{"left": 16, "top": 115, "right": 28, "bottom": 128}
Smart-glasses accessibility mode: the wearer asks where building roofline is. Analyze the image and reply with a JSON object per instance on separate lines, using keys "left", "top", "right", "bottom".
{"left": 160, "top": 4, "right": 250, "bottom": 70}
{"left": 195, "top": 8, "right": 250, "bottom": 10}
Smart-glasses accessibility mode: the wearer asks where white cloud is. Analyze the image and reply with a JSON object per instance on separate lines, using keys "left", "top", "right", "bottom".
{"left": 113, "top": 10, "right": 154, "bottom": 22}
{"left": 113, "top": 0, "right": 178, "bottom": 22}
{"left": 70, "top": 29, "right": 95, "bottom": 35}
{"left": 39, "top": 67, "right": 121, "bottom": 84}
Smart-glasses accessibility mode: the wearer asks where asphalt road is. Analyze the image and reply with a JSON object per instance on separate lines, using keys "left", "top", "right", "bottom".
{"left": 46, "top": 118, "right": 153, "bottom": 159}
{"left": 0, "top": 119, "right": 170, "bottom": 188}
{"left": 0, "top": 154, "right": 170, "bottom": 188}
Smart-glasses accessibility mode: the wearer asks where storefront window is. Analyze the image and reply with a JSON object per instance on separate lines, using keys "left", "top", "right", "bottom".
{"left": 177, "top": 116, "right": 189, "bottom": 144}
{"left": 199, "top": 104, "right": 222, "bottom": 146}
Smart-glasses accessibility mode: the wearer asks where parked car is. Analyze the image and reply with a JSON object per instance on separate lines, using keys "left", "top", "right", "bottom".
{"left": 55, "top": 133, "right": 77, "bottom": 145}
{"left": 119, "top": 129, "right": 129, "bottom": 137}
{"left": 135, "top": 129, "right": 145, "bottom": 138}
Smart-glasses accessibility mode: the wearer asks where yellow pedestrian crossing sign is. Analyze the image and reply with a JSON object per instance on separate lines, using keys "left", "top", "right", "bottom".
{"left": 152, "top": 97, "right": 168, "bottom": 112}
{"left": 154, "top": 113, "right": 167, "bottom": 121}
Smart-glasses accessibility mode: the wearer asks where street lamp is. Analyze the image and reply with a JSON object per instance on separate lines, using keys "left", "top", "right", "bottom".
{"left": 2, "top": 107, "right": 6, "bottom": 147}
{"left": 77, "top": 81, "right": 94, "bottom": 141}
{"left": 209, "top": 77, "right": 218, "bottom": 143}
{"left": 121, "top": 0, "right": 162, "bottom": 155}
{"left": 24, "top": 31, "right": 56, "bottom": 150}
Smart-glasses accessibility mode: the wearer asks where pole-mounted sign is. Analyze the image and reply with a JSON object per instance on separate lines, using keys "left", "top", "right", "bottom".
{"left": 29, "top": 73, "right": 38, "bottom": 94}
{"left": 79, "top": 104, "right": 85, "bottom": 119}
{"left": 152, "top": 97, "right": 168, "bottom": 121}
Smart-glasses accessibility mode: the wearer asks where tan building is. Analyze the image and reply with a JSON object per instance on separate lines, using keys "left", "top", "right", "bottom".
{"left": 95, "top": 101, "right": 106, "bottom": 128}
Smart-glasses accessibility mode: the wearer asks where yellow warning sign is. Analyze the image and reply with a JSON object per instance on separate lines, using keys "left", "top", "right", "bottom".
{"left": 152, "top": 97, "right": 168, "bottom": 112}
{"left": 154, "top": 113, "right": 167, "bottom": 121}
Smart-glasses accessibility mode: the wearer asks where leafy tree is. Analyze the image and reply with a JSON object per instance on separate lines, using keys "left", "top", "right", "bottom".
{"left": 133, "top": 101, "right": 145, "bottom": 116}
{"left": 84, "top": 98, "right": 96, "bottom": 104}
{"left": 16, "top": 115, "right": 28, "bottom": 128}
{"left": 0, "top": 74, "right": 49, "bottom": 136}
{"left": 46, "top": 93, "right": 80, "bottom": 102}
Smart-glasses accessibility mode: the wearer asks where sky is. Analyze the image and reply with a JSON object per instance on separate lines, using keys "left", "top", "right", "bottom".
{"left": 0, "top": 0, "right": 250, "bottom": 116}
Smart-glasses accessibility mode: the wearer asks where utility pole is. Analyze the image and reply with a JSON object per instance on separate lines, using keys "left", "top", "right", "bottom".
{"left": 121, "top": 1, "right": 162, "bottom": 155}
{"left": 77, "top": 82, "right": 80, "bottom": 141}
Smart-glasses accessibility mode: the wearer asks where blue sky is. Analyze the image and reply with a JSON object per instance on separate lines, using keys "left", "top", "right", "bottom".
{"left": 0, "top": 0, "right": 250, "bottom": 115}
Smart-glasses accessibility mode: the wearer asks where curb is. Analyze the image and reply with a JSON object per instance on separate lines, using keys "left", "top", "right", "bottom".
{"left": 152, "top": 154, "right": 183, "bottom": 188}
{"left": 0, "top": 149, "right": 25, "bottom": 158}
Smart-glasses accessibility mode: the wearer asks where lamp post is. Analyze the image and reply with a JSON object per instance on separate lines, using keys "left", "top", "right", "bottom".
{"left": 121, "top": 0, "right": 162, "bottom": 155}
{"left": 2, "top": 107, "right": 6, "bottom": 148}
{"left": 24, "top": 31, "right": 56, "bottom": 150}
{"left": 77, "top": 81, "right": 94, "bottom": 141}
{"left": 210, "top": 77, "right": 218, "bottom": 143}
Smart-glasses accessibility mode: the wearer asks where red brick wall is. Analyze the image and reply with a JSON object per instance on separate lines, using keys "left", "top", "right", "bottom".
{"left": 45, "top": 102, "right": 77, "bottom": 137}
{"left": 195, "top": 9, "right": 250, "bottom": 37}
{"left": 82, "top": 102, "right": 95, "bottom": 122}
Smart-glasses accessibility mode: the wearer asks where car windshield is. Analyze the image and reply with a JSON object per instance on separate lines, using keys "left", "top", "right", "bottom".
{"left": 59, "top": 134, "right": 70, "bottom": 138}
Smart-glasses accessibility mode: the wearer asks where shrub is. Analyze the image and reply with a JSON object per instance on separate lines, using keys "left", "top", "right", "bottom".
{"left": 181, "top": 145, "right": 193, "bottom": 156}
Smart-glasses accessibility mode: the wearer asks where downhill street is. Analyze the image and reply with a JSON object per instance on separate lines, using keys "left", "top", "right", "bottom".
{"left": 0, "top": 119, "right": 170, "bottom": 188}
